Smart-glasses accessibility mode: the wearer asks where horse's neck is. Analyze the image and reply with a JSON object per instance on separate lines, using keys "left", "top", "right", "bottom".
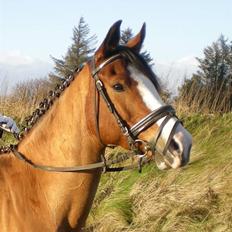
{"left": 16, "top": 65, "right": 102, "bottom": 229}
{"left": 19, "top": 65, "right": 101, "bottom": 165}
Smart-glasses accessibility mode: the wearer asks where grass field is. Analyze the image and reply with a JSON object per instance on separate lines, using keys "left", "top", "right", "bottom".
{"left": 85, "top": 113, "right": 232, "bottom": 232}
{"left": 1, "top": 91, "right": 232, "bottom": 231}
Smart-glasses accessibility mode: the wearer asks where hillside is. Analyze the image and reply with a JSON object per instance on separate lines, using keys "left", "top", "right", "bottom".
{"left": 85, "top": 113, "right": 232, "bottom": 232}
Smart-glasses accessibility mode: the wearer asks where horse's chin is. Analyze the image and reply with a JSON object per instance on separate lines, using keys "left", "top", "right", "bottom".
{"left": 154, "top": 151, "right": 181, "bottom": 170}
{"left": 154, "top": 152, "right": 170, "bottom": 170}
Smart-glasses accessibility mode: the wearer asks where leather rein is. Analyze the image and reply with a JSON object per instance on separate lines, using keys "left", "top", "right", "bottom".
{"left": 7, "top": 52, "right": 180, "bottom": 173}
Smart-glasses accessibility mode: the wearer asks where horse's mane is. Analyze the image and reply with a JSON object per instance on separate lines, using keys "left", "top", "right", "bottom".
{"left": 0, "top": 47, "right": 160, "bottom": 154}
{"left": 0, "top": 68, "right": 81, "bottom": 154}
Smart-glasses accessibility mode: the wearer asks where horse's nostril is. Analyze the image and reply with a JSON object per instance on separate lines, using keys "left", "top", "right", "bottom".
{"left": 169, "top": 139, "right": 181, "bottom": 154}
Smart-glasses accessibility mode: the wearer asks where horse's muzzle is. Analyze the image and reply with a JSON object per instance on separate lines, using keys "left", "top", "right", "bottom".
{"left": 154, "top": 125, "right": 192, "bottom": 170}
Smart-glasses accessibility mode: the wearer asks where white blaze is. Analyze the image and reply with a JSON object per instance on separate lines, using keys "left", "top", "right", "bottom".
{"left": 128, "top": 66, "right": 176, "bottom": 142}
{"left": 128, "top": 67, "right": 163, "bottom": 110}
{"left": 129, "top": 66, "right": 192, "bottom": 169}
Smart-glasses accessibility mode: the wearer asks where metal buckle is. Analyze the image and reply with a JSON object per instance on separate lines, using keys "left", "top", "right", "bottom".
{"left": 138, "top": 156, "right": 143, "bottom": 173}
{"left": 133, "top": 139, "right": 150, "bottom": 157}
{"left": 96, "top": 79, "right": 104, "bottom": 91}
{"left": 122, "top": 126, "right": 129, "bottom": 136}
{"left": 101, "top": 154, "right": 107, "bottom": 173}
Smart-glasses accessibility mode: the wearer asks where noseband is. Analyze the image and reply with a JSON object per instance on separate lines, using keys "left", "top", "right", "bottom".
{"left": 91, "top": 52, "right": 181, "bottom": 156}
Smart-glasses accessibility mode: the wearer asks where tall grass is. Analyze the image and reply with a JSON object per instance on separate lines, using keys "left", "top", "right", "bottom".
{"left": 1, "top": 74, "right": 231, "bottom": 231}
{"left": 84, "top": 59, "right": 232, "bottom": 229}
{"left": 0, "top": 78, "right": 51, "bottom": 146}
{"left": 175, "top": 77, "right": 232, "bottom": 114}
{"left": 0, "top": 78, "right": 51, "bottom": 121}
{"left": 85, "top": 113, "right": 232, "bottom": 232}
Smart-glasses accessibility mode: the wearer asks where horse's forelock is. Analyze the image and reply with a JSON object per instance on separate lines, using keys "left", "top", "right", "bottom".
{"left": 107, "top": 46, "right": 161, "bottom": 93}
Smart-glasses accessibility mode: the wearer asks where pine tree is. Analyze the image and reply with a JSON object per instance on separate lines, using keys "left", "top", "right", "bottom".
{"left": 120, "top": 28, "right": 133, "bottom": 44}
{"left": 178, "top": 35, "right": 232, "bottom": 112}
{"left": 196, "top": 35, "right": 231, "bottom": 90}
{"left": 49, "top": 17, "right": 97, "bottom": 83}
{"left": 140, "top": 50, "right": 154, "bottom": 66}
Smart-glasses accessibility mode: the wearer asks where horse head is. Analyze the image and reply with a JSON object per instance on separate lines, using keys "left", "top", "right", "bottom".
{"left": 88, "top": 20, "right": 192, "bottom": 169}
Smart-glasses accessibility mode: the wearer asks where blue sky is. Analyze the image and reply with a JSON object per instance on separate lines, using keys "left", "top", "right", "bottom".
{"left": 1, "top": 0, "right": 231, "bottom": 65}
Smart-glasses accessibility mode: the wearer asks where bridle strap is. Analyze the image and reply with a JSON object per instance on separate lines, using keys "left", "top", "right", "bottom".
{"left": 162, "top": 118, "right": 181, "bottom": 155}
{"left": 91, "top": 56, "right": 135, "bottom": 145}
{"left": 153, "top": 114, "right": 173, "bottom": 147}
{"left": 94, "top": 80, "right": 105, "bottom": 147}
{"left": 10, "top": 147, "right": 149, "bottom": 173}
{"left": 92, "top": 54, "right": 122, "bottom": 77}
{"left": 91, "top": 54, "right": 181, "bottom": 154}
{"left": 128, "top": 105, "right": 176, "bottom": 137}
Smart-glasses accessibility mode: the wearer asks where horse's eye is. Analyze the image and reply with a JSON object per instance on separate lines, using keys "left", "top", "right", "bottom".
{"left": 113, "top": 83, "right": 124, "bottom": 92}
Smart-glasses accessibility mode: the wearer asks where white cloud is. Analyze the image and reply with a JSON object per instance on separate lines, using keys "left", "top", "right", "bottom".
{"left": 154, "top": 56, "right": 199, "bottom": 95}
{"left": 0, "top": 52, "right": 199, "bottom": 96}
{"left": 0, "top": 50, "right": 34, "bottom": 65}
{"left": 0, "top": 51, "right": 53, "bottom": 93}
{"left": 175, "top": 56, "right": 199, "bottom": 67}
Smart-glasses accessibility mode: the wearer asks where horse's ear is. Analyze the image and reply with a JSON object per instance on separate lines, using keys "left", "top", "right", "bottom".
{"left": 127, "top": 23, "right": 146, "bottom": 53}
{"left": 95, "top": 20, "right": 122, "bottom": 63}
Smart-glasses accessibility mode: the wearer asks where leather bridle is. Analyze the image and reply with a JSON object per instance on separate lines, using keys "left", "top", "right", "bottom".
{"left": 7, "top": 51, "right": 181, "bottom": 173}
{"left": 91, "top": 52, "right": 181, "bottom": 157}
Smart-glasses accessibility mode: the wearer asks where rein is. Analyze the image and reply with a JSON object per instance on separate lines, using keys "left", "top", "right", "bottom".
{"left": 10, "top": 146, "right": 149, "bottom": 173}
{"left": 2, "top": 51, "right": 181, "bottom": 173}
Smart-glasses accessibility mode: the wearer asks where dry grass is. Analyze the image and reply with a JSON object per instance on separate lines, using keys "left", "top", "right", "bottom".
{"left": 0, "top": 78, "right": 51, "bottom": 146}
{"left": 176, "top": 78, "right": 232, "bottom": 114}
{"left": 0, "top": 78, "right": 51, "bottom": 120}
{"left": 1, "top": 77, "right": 232, "bottom": 232}
{"left": 85, "top": 114, "right": 232, "bottom": 232}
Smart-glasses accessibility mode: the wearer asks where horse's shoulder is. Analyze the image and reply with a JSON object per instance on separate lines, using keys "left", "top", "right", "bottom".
{"left": 0, "top": 153, "right": 14, "bottom": 166}
{"left": 0, "top": 154, "right": 22, "bottom": 188}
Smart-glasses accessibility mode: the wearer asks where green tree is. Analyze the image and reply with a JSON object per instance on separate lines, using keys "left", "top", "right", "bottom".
{"left": 49, "top": 17, "right": 97, "bottom": 83}
{"left": 196, "top": 35, "right": 231, "bottom": 90}
{"left": 120, "top": 27, "right": 133, "bottom": 44}
{"left": 178, "top": 35, "right": 232, "bottom": 113}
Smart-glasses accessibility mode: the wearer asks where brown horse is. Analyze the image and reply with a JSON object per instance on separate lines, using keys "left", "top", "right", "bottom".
{"left": 0, "top": 21, "right": 192, "bottom": 231}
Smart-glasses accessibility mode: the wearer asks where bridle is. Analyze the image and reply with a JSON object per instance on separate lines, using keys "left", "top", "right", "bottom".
{"left": 6, "top": 51, "right": 181, "bottom": 173}
{"left": 91, "top": 51, "right": 181, "bottom": 157}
